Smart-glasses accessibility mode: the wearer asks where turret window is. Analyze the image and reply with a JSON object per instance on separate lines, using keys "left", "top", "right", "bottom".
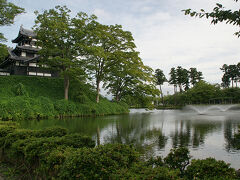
{"left": 21, "top": 52, "right": 26, "bottom": 57}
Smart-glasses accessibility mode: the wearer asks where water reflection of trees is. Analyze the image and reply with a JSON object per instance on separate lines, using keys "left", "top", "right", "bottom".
{"left": 102, "top": 114, "right": 230, "bottom": 156}
{"left": 224, "top": 120, "right": 240, "bottom": 151}
{"left": 103, "top": 114, "right": 168, "bottom": 156}
{"left": 171, "top": 120, "right": 221, "bottom": 148}
{"left": 21, "top": 111, "right": 240, "bottom": 154}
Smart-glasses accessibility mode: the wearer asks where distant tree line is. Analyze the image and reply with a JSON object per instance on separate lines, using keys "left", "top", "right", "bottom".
{"left": 168, "top": 66, "right": 203, "bottom": 93}
{"left": 154, "top": 67, "right": 203, "bottom": 102}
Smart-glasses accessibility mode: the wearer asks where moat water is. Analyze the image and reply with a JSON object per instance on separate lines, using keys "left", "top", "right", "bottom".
{"left": 20, "top": 105, "right": 240, "bottom": 169}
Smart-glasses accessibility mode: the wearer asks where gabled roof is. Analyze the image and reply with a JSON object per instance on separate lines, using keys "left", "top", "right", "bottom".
{"left": 12, "top": 26, "right": 37, "bottom": 43}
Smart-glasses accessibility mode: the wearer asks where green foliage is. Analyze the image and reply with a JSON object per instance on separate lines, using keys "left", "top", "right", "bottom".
{"left": 165, "top": 81, "right": 224, "bottom": 105}
{"left": 0, "top": 76, "right": 129, "bottom": 119}
{"left": 59, "top": 144, "right": 140, "bottom": 179}
{"left": 146, "top": 156, "right": 164, "bottom": 167}
{"left": 10, "top": 134, "right": 94, "bottom": 164}
{"left": 83, "top": 21, "right": 143, "bottom": 103}
{"left": 1, "top": 127, "right": 68, "bottom": 150}
{"left": 54, "top": 99, "right": 77, "bottom": 115}
{"left": 0, "top": 124, "right": 95, "bottom": 178}
{"left": 220, "top": 63, "right": 240, "bottom": 88}
{"left": 0, "top": 0, "right": 24, "bottom": 41}
{"left": 12, "top": 83, "right": 28, "bottom": 96}
{"left": 0, "top": 44, "right": 8, "bottom": 63}
{"left": 168, "top": 66, "right": 203, "bottom": 94}
{"left": 183, "top": 1, "right": 240, "bottom": 37}
{"left": 111, "top": 163, "right": 180, "bottom": 180}
{"left": 186, "top": 158, "right": 237, "bottom": 180}
{"left": 164, "top": 147, "right": 191, "bottom": 174}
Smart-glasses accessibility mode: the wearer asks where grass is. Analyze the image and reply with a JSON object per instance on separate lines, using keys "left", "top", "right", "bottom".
{"left": 0, "top": 76, "right": 129, "bottom": 120}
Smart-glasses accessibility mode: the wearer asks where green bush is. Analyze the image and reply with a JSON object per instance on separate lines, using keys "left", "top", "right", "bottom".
{"left": 186, "top": 158, "right": 237, "bottom": 180}
{"left": 1, "top": 127, "right": 68, "bottom": 150}
{"left": 59, "top": 144, "right": 140, "bottom": 179}
{"left": 9, "top": 134, "right": 94, "bottom": 162}
{"left": 164, "top": 147, "right": 191, "bottom": 174}
{"left": 12, "top": 83, "right": 28, "bottom": 96}
{"left": 111, "top": 163, "right": 180, "bottom": 180}
{"left": 146, "top": 156, "right": 164, "bottom": 167}
{"left": 37, "top": 147, "right": 75, "bottom": 178}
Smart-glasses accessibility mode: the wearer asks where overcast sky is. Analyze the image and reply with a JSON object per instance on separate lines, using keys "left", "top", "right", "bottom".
{"left": 1, "top": 0, "right": 240, "bottom": 94}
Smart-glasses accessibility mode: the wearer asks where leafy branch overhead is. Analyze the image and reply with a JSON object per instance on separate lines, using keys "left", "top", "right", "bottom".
{"left": 183, "top": 0, "right": 240, "bottom": 37}
{"left": 0, "top": 0, "right": 24, "bottom": 41}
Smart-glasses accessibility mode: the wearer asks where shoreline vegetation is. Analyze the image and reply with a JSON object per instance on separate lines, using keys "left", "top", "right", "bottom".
{"left": 0, "top": 76, "right": 129, "bottom": 120}
{"left": 0, "top": 121, "right": 239, "bottom": 179}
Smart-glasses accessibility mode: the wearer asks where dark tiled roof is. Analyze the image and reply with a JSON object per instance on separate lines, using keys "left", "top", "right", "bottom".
{"left": 12, "top": 26, "right": 37, "bottom": 43}
{"left": 8, "top": 48, "right": 38, "bottom": 62}
{"left": 16, "top": 45, "right": 40, "bottom": 52}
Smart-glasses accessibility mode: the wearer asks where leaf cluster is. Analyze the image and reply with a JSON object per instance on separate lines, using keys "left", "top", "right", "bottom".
{"left": 183, "top": 0, "right": 240, "bottom": 37}
{"left": 0, "top": 0, "right": 24, "bottom": 41}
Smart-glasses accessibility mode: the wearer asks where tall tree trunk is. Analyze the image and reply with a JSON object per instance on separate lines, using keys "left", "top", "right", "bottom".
{"left": 232, "top": 79, "right": 234, "bottom": 88}
{"left": 96, "top": 80, "right": 100, "bottom": 103}
{"left": 115, "top": 93, "right": 119, "bottom": 102}
{"left": 159, "top": 85, "right": 164, "bottom": 105}
{"left": 179, "top": 84, "right": 182, "bottom": 92}
{"left": 64, "top": 75, "right": 69, "bottom": 100}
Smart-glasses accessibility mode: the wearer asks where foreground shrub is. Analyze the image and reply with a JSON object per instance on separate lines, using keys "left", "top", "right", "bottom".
{"left": 59, "top": 144, "right": 140, "bottom": 179}
{"left": 9, "top": 134, "right": 95, "bottom": 163}
{"left": 186, "top": 158, "right": 237, "bottom": 180}
{"left": 164, "top": 147, "right": 191, "bottom": 174}
{"left": 37, "top": 147, "right": 75, "bottom": 178}
{"left": 111, "top": 163, "right": 180, "bottom": 179}
{"left": 1, "top": 127, "right": 68, "bottom": 150}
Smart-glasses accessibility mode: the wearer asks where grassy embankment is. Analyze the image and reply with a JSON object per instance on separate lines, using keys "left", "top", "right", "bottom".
{"left": 0, "top": 76, "right": 129, "bottom": 120}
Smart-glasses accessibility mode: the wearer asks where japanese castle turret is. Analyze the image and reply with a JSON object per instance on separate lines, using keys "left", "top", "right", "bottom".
{"left": 0, "top": 26, "right": 57, "bottom": 77}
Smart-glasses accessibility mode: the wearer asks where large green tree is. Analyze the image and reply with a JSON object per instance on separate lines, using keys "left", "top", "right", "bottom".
{"left": 104, "top": 53, "right": 152, "bottom": 102}
{"left": 34, "top": 6, "right": 92, "bottom": 100}
{"left": 83, "top": 22, "right": 138, "bottom": 103}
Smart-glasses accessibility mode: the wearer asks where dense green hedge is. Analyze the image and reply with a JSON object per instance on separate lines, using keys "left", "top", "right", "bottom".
{"left": 0, "top": 121, "right": 239, "bottom": 179}
{"left": 0, "top": 76, "right": 129, "bottom": 119}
